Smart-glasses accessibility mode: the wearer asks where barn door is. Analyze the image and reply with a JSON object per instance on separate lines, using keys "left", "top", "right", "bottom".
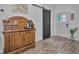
{"left": 43, "top": 8, "right": 51, "bottom": 39}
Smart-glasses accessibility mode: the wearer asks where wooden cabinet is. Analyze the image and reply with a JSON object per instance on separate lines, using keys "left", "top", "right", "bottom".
{"left": 3, "top": 16, "right": 35, "bottom": 54}
{"left": 4, "top": 29, "right": 35, "bottom": 53}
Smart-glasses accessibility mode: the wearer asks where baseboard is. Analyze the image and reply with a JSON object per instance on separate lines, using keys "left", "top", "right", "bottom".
{"left": 52, "top": 35, "right": 79, "bottom": 42}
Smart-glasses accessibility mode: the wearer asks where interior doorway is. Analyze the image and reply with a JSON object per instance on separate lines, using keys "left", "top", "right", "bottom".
{"left": 43, "top": 8, "right": 51, "bottom": 39}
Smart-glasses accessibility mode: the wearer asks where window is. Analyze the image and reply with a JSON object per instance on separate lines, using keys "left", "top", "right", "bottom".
{"left": 56, "top": 14, "right": 67, "bottom": 23}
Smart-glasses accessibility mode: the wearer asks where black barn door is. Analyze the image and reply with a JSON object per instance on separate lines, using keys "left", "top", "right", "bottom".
{"left": 43, "top": 8, "right": 51, "bottom": 39}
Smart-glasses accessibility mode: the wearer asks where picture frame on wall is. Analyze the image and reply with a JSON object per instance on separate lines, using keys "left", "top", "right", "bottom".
{"left": 70, "top": 13, "right": 74, "bottom": 20}
{"left": 12, "top": 4, "right": 28, "bottom": 14}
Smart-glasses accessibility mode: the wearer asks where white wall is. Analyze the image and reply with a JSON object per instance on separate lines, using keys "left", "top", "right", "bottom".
{"left": 53, "top": 4, "right": 79, "bottom": 41}
{"left": 0, "top": 4, "right": 8, "bottom": 53}
{"left": 28, "top": 5, "right": 43, "bottom": 42}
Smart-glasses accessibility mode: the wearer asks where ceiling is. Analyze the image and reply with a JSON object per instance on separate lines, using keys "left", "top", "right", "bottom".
{"left": 38, "top": 4, "right": 64, "bottom": 9}
{"left": 38, "top": 4, "right": 79, "bottom": 9}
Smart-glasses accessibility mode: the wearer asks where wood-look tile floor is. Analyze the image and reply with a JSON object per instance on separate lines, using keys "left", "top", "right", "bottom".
{"left": 22, "top": 36, "right": 79, "bottom": 54}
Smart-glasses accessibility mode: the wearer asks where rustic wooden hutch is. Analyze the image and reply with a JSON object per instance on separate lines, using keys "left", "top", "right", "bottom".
{"left": 3, "top": 16, "right": 36, "bottom": 54}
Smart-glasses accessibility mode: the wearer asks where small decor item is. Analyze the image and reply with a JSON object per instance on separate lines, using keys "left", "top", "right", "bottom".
{"left": 71, "top": 13, "right": 74, "bottom": 20}
{"left": 27, "top": 20, "right": 33, "bottom": 29}
{"left": 0, "top": 9, "right": 4, "bottom": 12}
{"left": 13, "top": 4, "right": 28, "bottom": 14}
{"left": 66, "top": 24, "right": 69, "bottom": 28}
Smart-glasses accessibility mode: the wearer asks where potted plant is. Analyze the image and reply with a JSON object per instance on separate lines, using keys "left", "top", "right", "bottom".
{"left": 70, "top": 27, "right": 77, "bottom": 41}
{"left": 69, "top": 27, "right": 78, "bottom": 53}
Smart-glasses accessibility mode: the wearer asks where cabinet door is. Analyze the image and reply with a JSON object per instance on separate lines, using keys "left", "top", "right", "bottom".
{"left": 15, "top": 32, "right": 24, "bottom": 49}
{"left": 9, "top": 33, "right": 15, "bottom": 52}
{"left": 28, "top": 31, "right": 32, "bottom": 44}
{"left": 24, "top": 31, "right": 35, "bottom": 45}
{"left": 9, "top": 32, "right": 24, "bottom": 52}
{"left": 32, "top": 30, "right": 35, "bottom": 43}
{"left": 24, "top": 32, "right": 29, "bottom": 45}
{"left": 4, "top": 33, "right": 10, "bottom": 53}
{"left": 28, "top": 31, "right": 35, "bottom": 44}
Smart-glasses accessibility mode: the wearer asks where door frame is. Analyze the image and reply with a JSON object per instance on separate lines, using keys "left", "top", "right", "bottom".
{"left": 32, "top": 4, "right": 51, "bottom": 39}
{"left": 42, "top": 7, "right": 51, "bottom": 39}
